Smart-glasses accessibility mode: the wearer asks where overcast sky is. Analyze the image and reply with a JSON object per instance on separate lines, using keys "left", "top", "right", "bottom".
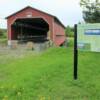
{"left": 0, "top": 0, "right": 83, "bottom": 28}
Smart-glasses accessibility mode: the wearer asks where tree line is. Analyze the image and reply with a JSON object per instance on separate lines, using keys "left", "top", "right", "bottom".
{"left": 0, "top": 29, "right": 7, "bottom": 38}
{"left": 65, "top": 0, "right": 100, "bottom": 37}
{"left": 80, "top": 0, "right": 100, "bottom": 23}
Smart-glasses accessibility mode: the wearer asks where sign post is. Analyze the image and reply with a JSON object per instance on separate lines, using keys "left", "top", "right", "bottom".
{"left": 74, "top": 24, "right": 78, "bottom": 80}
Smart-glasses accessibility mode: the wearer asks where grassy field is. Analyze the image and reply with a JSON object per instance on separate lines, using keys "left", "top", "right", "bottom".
{"left": 0, "top": 39, "right": 100, "bottom": 100}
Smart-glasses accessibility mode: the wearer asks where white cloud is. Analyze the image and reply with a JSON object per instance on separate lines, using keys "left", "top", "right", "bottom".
{"left": 0, "top": 0, "right": 83, "bottom": 28}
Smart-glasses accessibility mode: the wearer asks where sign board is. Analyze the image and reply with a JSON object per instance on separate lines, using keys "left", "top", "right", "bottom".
{"left": 77, "top": 23, "right": 100, "bottom": 52}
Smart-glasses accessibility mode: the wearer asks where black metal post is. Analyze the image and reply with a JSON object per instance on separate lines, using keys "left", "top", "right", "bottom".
{"left": 74, "top": 24, "right": 78, "bottom": 80}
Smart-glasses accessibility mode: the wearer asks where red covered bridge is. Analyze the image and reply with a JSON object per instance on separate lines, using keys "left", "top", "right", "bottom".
{"left": 6, "top": 6, "right": 66, "bottom": 46}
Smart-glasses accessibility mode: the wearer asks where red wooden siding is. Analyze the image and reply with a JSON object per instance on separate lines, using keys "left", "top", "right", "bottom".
{"left": 6, "top": 6, "right": 66, "bottom": 46}
{"left": 53, "top": 20, "right": 65, "bottom": 46}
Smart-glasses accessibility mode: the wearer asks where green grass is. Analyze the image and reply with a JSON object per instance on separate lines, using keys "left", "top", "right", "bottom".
{"left": 0, "top": 44, "right": 100, "bottom": 99}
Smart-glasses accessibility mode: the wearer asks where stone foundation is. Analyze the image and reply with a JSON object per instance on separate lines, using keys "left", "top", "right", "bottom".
{"left": 8, "top": 40, "right": 52, "bottom": 51}
{"left": 8, "top": 40, "right": 18, "bottom": 49}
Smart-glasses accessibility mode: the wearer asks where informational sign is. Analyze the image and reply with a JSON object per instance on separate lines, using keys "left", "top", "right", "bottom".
{"left": 77, "top": 23, "right": 100, "bottom": 52}
{"left": 85, "top": 29, "right": 100, "bottom": 35}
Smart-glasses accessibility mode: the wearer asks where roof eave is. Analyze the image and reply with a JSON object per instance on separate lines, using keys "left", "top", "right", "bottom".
{"left": 5, "top": 6, "right": 66, "bottom": 29}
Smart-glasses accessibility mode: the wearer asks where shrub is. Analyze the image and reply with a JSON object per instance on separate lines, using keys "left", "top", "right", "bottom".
{"left": 65, "top": 26, "right": 74, "bottom": 37}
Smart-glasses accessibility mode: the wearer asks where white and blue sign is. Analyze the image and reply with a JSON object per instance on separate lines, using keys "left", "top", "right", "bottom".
{"left": 85, "top": 29, "right": 100, "bottom": 35}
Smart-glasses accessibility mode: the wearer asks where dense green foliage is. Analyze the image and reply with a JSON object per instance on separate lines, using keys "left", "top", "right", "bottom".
{"left": 0, "top": 38, "right": 7, "bottom": 45}
{"left": 0, "top": 40, "right": 100, "bottom": 99}
{"left": 0, "top": 29, "right": 7, "bottom": 45}
{"left": 80, "top": 0, "right": 100, "bottom": 23}
{"left": 65, "top": 26, "right": 74, "bottom": 37}
{"left": 0, "top": 29, "right": 7, "bottom": 38}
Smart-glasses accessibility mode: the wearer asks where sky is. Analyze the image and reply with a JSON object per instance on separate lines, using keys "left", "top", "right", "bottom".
{"left": 0, "top": 0, "right": 83, "bottom": 29}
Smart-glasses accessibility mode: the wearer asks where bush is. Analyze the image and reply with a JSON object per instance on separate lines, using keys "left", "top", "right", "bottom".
{"left": 0, "top": 29, "right": 7, "bottom": 38}
{"left": 0, "top": 39, "right": 7, "bottom": 45}
{"left": 0, "top": 30, "right": 3, "bottom": 36}
{"left": 65, "top": 26, "right": 74, "bottom": 37}
{"left": 67, "top": 37, "right": 74, "bottom": 47}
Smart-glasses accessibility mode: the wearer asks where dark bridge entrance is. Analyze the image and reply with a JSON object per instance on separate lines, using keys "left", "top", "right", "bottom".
{"left": 11, "top": 18, "right": 49, "bottom": 43}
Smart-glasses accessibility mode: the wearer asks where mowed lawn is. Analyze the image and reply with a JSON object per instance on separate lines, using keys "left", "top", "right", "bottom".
{"left": 0, "top": 45, "right": 100, "bottom": 99}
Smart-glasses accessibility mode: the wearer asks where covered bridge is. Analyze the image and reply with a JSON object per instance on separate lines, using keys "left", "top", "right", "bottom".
{"left": 6, "top": 6, "right": 66, "bottom": 47}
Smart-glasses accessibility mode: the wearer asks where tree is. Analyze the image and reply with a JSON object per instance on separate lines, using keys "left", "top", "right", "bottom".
{"left": 0, "top": 29, "right": 7, "bottom": 38}
{"left": 65, "top": 26, "right": 74, "bottom": 37}
{"left": 80, "top": 0, "right": 100, "bottom": 23}
{"left": 0, "top": 29, "right": 3, "bottom": 37}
